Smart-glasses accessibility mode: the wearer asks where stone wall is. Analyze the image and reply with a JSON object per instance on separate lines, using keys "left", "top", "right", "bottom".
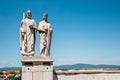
{"left": 53, "top": 70, "right": 120, "bottom": 80}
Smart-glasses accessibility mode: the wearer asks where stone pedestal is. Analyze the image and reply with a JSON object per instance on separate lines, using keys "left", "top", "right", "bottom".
{"left": 22, "top": 56, "right": 53, "bottom": 80}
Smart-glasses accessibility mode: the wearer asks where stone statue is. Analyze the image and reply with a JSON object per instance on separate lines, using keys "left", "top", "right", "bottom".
{"left": 20, "top": 10, "right": 36, "bottom": 57}
{"left": 38, "top": 13, "right": 52, "bottom": 57}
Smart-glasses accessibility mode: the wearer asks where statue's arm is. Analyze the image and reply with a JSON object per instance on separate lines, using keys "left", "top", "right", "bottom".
{"left": 29, "top": 20, "right": 37, "bottom": 30}
{"left": 33, "top": 20, "right": 38, "bottom": 30}
{"left": 20, "top": 20, "right": 24, "bottom": 27}
{"left": 20, "top": 20, "right": 23, "bottom": 50}
{"left": 38, "top": 22, "right": 47, "bottom": 33}
{"left": 49, "top": 24, "right": 53, "bottom": 31}
{"left": 20, "top": 19, "right": 26, "bottom": 50}
{"left": 38, "top": 27, "right": 47, "bottom": 31}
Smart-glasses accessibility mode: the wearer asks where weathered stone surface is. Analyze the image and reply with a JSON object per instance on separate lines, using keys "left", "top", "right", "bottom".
{"left": 38, "top": 13, "right": 52, "bottom": 57}
{"left": 22, "top": 56, "right": 53, "bottom": 80}
{"left": 53, "top": 70, "right": 120, "bottom": 80}
{"left": 22, "top": 56, "right": 53, "bottom": 62}
{"left": 20, "top": 10, "right": 36, "bottom": 57}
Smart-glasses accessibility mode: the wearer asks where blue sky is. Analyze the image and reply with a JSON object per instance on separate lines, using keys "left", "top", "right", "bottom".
{"left": 0, "top": 0, "right": 120, "bottom": 67}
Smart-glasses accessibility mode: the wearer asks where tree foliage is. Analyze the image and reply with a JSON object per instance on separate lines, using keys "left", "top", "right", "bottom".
{"left": 0, "top": 71, "right": 3, "bottom": 75}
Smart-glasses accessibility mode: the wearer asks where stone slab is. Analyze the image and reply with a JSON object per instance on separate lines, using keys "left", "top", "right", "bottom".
{"left": 22, "top": 56, "right": 53, "bottom": 62}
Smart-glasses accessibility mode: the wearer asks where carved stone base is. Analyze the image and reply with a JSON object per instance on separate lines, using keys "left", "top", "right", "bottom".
{"left": 22, "top": 56, "right": 53, "bottom": 80}
{"left": 22, "top": 53, "right": 34, "bottom": 57}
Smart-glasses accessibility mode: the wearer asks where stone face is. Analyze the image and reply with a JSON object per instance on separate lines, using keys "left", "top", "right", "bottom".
{"left": 22, "top": 56, "right": 53, "bottom": 80}
{"left": 38, "top": 13, "right": 52, "bottom": 57}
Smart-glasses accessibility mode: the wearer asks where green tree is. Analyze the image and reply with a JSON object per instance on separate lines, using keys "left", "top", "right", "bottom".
{"left": 10, "top": 76, "right": 21, "bottom": 80}
{"left": 0, "top": 71, "right": 3, "bottom": 75}
{"left": 8, "top": 74, "right": 15, "bottom": 80}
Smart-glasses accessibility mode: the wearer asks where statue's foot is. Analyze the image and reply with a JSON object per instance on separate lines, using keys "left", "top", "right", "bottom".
{"left": 22, "top": 52, "right": 34, "bottom": 58}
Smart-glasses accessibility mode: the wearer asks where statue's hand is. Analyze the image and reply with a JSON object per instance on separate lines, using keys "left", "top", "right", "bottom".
{"left": 29, "top": 25, "right": 33, "bottom": 28}
{"left": 21, "top": 32, "right": 25, "bottom": 36}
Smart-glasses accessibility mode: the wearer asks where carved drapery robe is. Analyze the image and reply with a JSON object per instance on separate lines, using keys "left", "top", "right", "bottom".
{"left": 38, "top": 21, "right": 52, "bottom": 56}
{"left": 20, "top": 18, "right": 36, "bottom": 56}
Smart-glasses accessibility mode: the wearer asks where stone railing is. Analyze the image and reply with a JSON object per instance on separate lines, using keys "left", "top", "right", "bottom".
{"left": 53, "top": 69, "right": 120, "bottom": 80}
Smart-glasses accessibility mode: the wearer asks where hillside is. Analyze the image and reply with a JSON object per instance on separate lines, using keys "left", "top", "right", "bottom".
{"left": 54, "top": 64, "right": 120, "bottom": 70}
{"left": 0, "top": 67, "right": 21, "bottom": 70}
{"left": 0, "top": 64, "right": 120, "bottom": 70}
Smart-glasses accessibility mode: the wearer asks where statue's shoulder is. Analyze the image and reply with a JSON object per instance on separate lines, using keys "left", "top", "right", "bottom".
{"left": 39, "top": 20, "right": 44, "bottom": 23}
{"left": 38, "top": 21, "right": 44, "bottom": 26}
{"left": 31, "top": 19, "right": 35, "bottom": 21}
{"left": 30, "top": 19, "right": 36, "bottom": 23}
{"left": 21, "top": 18, "right": 27, "bottom": 23}
{"left": 46, "top": 21, "right": 51, "bottom": 27}
{"left": 48, "top": 22, "right": 51, "bottom": 25}
{"left": 21, "top": 19, "right": 25, "bottom": 23}
{"left": 20, "top": 19, "right": 25, "bottom": 26}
